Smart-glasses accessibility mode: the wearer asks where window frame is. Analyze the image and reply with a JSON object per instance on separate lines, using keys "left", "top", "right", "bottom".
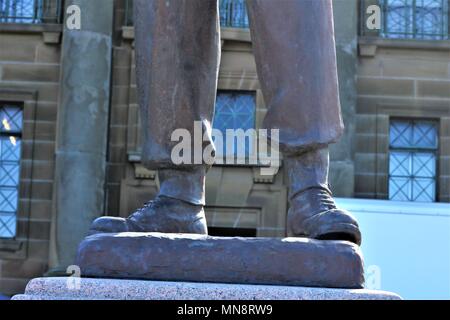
{"left": 219, "top": 0, "right": 249, "bottom": 29}
{"left": 388, "top": 117, "right": 440, "bottom": 202}
{"left": 0, "top": 103, "right": 24, "bottom": 239}
{"left": 213, "top": 89, "right": 257, "bottom": 165}
{"left": 381, "top": 0, "right": 450, "bottom": 40}
{"left": 0, "top": 0, "right": 63, "bottom": 24}
{"left": 0, "top": 88, "right": 38, "bottom": 260}
{"left": 123, "top": 0, "right": 251, "bottom": 29}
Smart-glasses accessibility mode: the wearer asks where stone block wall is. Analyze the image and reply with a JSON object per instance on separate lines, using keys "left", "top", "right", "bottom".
{"left": 356, "top": 39, "right": 450, "bottom": 202}
{"left": 0, "top": 25, "right": 61, "bottom": 295}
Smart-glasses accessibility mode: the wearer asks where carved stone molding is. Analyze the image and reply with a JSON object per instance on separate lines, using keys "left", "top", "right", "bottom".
{"left": 252, "top": 167, "right": 276, "bottom": 184}
{"left": 133, "top": 164, "right": 156, "bottom": 180}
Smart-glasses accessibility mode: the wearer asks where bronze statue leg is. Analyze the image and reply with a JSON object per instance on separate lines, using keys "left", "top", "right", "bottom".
{"left": 91, "top": 0, "right": 361, "bottom": 244}
{"left": 90, "top": 0, "right": 221, "bottom": 235}
{"left": 247, "top": 0, "right": 361, "bottom": 244}
{"left": 134, "top": 0, "right": 220, "bottom": 205}
{"left": 247, "top": 0, "right": 343, "bottom": 153}
{"left": 135, "top": 0, "right": 220, "bottom": 173}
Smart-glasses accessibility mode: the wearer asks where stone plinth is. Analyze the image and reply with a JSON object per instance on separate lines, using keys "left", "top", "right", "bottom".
{"left": 12, "top": 277, "right": 402, "bottom": 300}
{"left": 75, "top": 233, "right": 364, "bottom": 289}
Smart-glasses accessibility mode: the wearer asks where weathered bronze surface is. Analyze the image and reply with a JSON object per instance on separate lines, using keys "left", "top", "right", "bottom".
{"left": 134, "top": 0, "right": 343, "bottom": 171}
{"left": 84, "top": 0, "right": 364, "bottom": 287}
{"left": 90, "top": 0, "right": 363, "bottom": 245}
{"left": 76, "top": 233, "right": 365, "bottom": 289}
{"left": 90, "top": 195, "right": 207, "bottom": 235}
{"left": 285, "top": 148, "right": 362, "bottom": 245}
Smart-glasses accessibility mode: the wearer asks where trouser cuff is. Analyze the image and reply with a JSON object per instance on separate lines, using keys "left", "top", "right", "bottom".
{"left": 158, "top": 167, "right": 206, "bottom": 206}
{"left": 284, "top": 147, "right": 330, "bottom": 200}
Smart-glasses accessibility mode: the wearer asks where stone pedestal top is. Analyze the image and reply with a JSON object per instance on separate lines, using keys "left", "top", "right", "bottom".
{"left": 12, "top": 277, "right": 402, "bottom": 300}
{"left": 75, "top": 232, "right": 365, "bottom": 289}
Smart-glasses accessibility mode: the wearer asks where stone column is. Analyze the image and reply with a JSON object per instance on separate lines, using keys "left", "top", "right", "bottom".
{"left": 330, "top": 0, "right": 358, "bottom": 197}
{"left": 49, "top": 0, "right": 114, "bottom": 270}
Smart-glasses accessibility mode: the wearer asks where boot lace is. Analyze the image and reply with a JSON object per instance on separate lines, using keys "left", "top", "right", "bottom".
{"left": 132, "top": 200, "right": 154, "bottom": 216}
{"left": 317, "top": 187, "right": 337, "bottom": 211}
{"left": 136, "top": 200, "right": 153, "bottom": 213}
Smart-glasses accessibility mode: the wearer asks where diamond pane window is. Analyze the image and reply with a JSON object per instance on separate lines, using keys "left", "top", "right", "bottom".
{"left": 390, "top": 120, "right": 438, "bottom": 148}
{"left": 213, "top": 91, "right": 256, "bottom": 158}
{"left": 0, "top": 0, "right": 62, "bottom": 24}
{"left": 389, "top": 119, "right": 438, "bottom": 202}
{"left": 382, "top": 0, "right": 449, "bottom": 39}
{"left": 0, "top": 104, "right": 22, "bottom": 239}
{"left": 125, "top": 0, "right": 249, "bottom": 28}
{"left": 220, "top": 0, "right": 249, "bottom": 28}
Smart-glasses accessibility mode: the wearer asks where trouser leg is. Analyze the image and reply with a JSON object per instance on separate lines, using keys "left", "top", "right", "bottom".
{"left": 134, "top": 0, "right": 220, "bottom": 205}
{"left": 247, "top": 1, "right": 361, "bottom": 244}
{"left": 246, "top": 0, "right": 343, "bottom": 155}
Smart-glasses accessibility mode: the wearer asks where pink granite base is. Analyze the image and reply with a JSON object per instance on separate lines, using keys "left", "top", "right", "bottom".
{"left": 12, "top": 277, "right": 402, "bottom": 300}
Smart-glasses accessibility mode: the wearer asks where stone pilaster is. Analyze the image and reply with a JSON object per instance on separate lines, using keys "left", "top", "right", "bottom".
{"left": 330, "top": 0, "right": 358, "bottom": 197}
{"left": 49, "top": 0, "right": 114, "bottom": 269}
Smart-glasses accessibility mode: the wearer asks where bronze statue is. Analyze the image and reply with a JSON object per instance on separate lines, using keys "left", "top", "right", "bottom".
{"left": 90, "top": 0, "right": 362, "bottom": 246}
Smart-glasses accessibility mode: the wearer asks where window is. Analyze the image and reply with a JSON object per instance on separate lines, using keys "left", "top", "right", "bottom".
{"left": 0, "top": 0, "right": 62, "bottom": 24}
{"left": 220, "top": 0, "right": 249, "bottom": 28}
{"left": 213, "top": 91, "right": 256, "bottom": 159}
{"left": 0, "top": 104, "right": 22, "bottom": 238}
{"left": 389, "top": 119, "right": 438, "bottom": 202}
{"left": 123, "top": 0, "right": 249, "bottom": 28}
{"left": 382, "top": 0, "right": 449, "bottom": 39}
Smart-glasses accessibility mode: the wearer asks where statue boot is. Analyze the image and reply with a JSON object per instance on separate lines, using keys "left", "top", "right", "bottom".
{"left": 286, "top": 147, "right": 362, "bottom": 245}
{"left": 89, "top": 168, "right": 208, "bottom": 235}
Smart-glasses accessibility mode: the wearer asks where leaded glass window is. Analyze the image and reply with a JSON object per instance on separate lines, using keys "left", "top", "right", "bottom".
{"left": 0, "top": 104, "right": 22, "bottom": 238}
{"left": 213, "top": 91, "right": 256, "bottom": 158}
{"left": 389, "top": 119, "right": 438, "bottom": 202}
{"left": 382, "top": 0, "right": 449, "bottom": 39}
{"left": 220, "top": 0, "right": 249, "bottom": 28}
{"left": 124, "top": 0, "right": 250, "bottom": 28}
{"left": 0, "top": 0, "right": 61, "bottom": 23}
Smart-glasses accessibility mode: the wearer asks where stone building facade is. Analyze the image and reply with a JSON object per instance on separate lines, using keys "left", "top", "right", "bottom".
{"left": 0, "top": 0, "right": 449, "bottom": 296}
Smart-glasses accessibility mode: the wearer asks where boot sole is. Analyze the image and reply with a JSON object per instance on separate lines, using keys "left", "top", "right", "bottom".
{"left": 288, "top": 222, "right": 362, "bottom": 246}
